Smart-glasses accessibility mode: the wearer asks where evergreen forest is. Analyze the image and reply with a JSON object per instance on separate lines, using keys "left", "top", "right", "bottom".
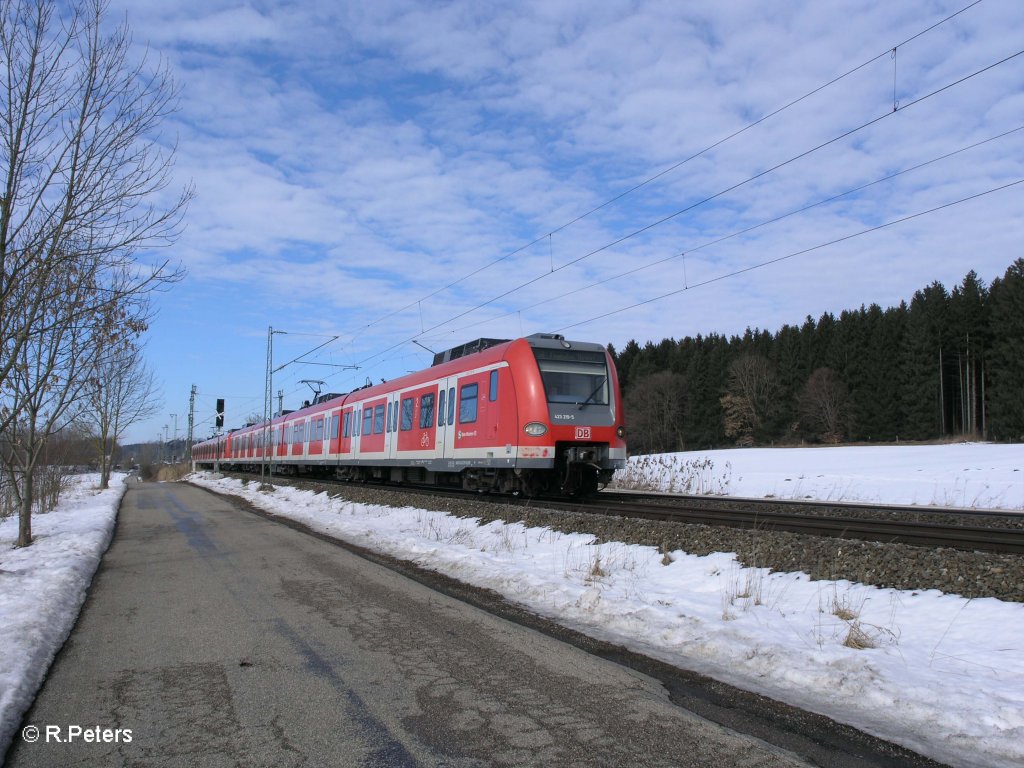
{"left": 611, "top": 258, "right": 1024, "bottom": 454}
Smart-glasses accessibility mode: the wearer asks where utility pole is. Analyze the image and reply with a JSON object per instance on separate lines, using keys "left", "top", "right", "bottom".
{"left": 188, "top": 384, "right": 196, "bottom": 466}
{"left": 263, "top": 327, "right": 287, "bottom": 484}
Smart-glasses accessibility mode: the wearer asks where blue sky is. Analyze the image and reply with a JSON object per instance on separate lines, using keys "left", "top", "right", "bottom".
{"left": 109, "top": 0, "right": 1024, "bottom": 444}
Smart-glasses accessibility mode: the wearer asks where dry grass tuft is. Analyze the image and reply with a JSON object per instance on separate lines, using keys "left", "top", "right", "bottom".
{"left": 843, "top": 621, "right": 876, "bottom": 649}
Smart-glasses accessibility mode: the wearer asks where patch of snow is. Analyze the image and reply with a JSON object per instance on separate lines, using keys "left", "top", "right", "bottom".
{"left": 0, "top": 474, "right": 126, "bottom": 759}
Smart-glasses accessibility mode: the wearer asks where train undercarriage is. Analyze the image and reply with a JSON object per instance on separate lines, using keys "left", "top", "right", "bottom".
{"left": 200, "top": 444, "right": 616, "bottom": 498}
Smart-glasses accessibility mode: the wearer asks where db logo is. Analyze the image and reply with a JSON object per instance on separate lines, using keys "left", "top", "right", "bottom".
{"left": 575, "top": 427, "right": 591, "bottom": 440}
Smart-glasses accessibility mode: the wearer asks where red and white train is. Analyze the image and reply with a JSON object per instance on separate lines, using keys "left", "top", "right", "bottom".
{"left": 192, "top": 334, "right": 626, "bottom": 496}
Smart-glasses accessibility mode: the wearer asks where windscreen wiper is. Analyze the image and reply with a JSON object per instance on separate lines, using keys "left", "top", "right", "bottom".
{"left": 577, "top": 377, "right": 607, "bottom": 410}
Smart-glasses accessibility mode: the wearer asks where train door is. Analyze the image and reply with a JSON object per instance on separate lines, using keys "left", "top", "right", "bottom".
{"left": 436, "top": 376, "right": 457, "bottom": 461}
{"left": 351, "top": 405, "right": 361, "bottom": 458}
{"left": 329, "top": 409, "right": 342, "bottom": 456}
{"left": 384, "top": 393, "right": 401, "bottom": 460}
{"left": 340, "top": 407, "right": 354, "bottom": 458}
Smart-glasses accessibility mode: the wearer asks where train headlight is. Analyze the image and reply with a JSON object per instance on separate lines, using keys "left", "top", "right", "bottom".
{"left": 524, "top": 422, "right": 548, "bottom": 437}
{"left": 616, "top": 425, "right": 626, "bottom": 438}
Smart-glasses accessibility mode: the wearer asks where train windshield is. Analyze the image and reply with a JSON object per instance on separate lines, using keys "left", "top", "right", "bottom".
{"left": 532, "top": 347, "right": 609, "bottom": 406}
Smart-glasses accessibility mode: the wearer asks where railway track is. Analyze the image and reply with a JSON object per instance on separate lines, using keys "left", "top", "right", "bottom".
{"left": 558, "top": 492, "right": 1024, "bottom": 555}
{"left": 219, "top": 471, "right": 1024, "bottom": 556}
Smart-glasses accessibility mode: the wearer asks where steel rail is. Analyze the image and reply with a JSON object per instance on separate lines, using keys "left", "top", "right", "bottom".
{"left": 538, "top": 496, "right": 1024, "bottom": 555}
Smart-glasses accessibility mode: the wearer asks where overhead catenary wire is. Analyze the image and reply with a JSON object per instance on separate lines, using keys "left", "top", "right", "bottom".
{"left": 336, "top": 44, "right": 1023, "bottom": 374}
{"left": 270, "top": 173, "right": 1024, "bottom": 411}
{"left": 554, "top": 178, "right": 1024, "bottom": 333}
{"left": 440, "top": 125, "right": 1024, "bottom": 337}
{"left": 338, "top": 1, "right": 986, "bottom": 342}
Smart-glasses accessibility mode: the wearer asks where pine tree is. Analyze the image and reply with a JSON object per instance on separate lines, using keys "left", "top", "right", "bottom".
{"left": 774, "top": 324, "right": 807, "bottom": 436}
{"left": 949, "top": 271, "right": 989, "bottom": 436}
{"left": 684, "top": 334, "right": 729, "bottom": 448}
{"left": 614, "top": 339, "right": 642, "bottom": 393}
{"left": 900, "top": 282, "right": 948, "bottom": 440}
{"left": 987, "top": 259, "right": 1024, "bottom": 440}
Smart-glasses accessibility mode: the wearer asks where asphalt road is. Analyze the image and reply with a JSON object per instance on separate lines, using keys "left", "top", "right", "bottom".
{"left": 5, "top": 481, "right": 896, "bottom": 767}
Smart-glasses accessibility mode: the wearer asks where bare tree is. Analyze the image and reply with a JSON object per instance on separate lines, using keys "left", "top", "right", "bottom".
{"left": 720, "top": 354, "right": 780, "bottom": 446}
{"left": 0, "top": 256, "right": 96, "bottom": 541}
{"left": 0, "top": 0, "right": 191, "bottom": 546}
{"left": 623, "top": 371, "right": 686, "bottom": 454}
{"left": 797, "top": 367, "right": 849, "bottom": 443}
{"left": 85, "top": 336, "right": 159, "bottom": 489}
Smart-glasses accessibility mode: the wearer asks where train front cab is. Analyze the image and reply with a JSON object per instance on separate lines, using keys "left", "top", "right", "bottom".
{"left": 512, "top": 334, "right": 626, "bottom": 496}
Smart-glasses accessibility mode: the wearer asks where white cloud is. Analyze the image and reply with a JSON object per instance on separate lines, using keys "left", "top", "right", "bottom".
{"left": 102, "top": 0, "right": 1024, "bottom": 440}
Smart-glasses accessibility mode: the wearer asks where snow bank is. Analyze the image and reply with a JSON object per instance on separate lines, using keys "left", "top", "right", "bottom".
{"left": 0, "top": 475, "right": 125, "bottom": 759}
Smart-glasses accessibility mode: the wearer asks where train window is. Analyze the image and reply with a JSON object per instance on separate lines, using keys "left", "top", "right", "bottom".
{"left": 343, "top": 412, "right": 351, "bottom": 438}
{"left": 400, "top": 398, "right": 414, "bottom": 431}
{"left": 362, "top": 408, "right": 373, "bottom": 436}
{"left": 420, "top": 392, "right": 435, "bottom": 428}
{"left": 331, "top": 414, "right": 340, "bottom": 440}
{"left": 385, "top": 402, "right": 392, "bottom": 433}
{"left": 315, "top": 418, "right": 324, "bottom": 441}
{"left": 489, "top": 370, "right": 499, "bottom": 402}
{"left": 372, "top": 404, "right": 384, "bottom": 434}
{"left": 391, "top": 400, "right": 399, "bottom": 432}
{"left": 532, "top": 347, "right": 609, "bottom": 406}
{"left": 438, "top": 389, "right": 446, "bottom": 427}
{"left": 459, "top": 383, "right": 478, "bottom": 423}
{"left": 448, "top": 386, "right": 455, "bottom": 425}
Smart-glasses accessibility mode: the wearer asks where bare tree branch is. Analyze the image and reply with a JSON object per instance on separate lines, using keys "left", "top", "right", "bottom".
{"left": 0, "top": 0, "right": 190, "bottom": 545}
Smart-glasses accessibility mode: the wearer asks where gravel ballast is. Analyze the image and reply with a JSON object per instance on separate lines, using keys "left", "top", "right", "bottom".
{"left": 238, "top": 477, "right": 1024, "bottom": 603}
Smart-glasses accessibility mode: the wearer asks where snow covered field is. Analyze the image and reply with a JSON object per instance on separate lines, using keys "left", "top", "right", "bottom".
{"left": 611, "top": 443, "right": 1024, "bottom": 510}
{"left": 1, "top": 445, "right": 1022, "bottom": 766}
